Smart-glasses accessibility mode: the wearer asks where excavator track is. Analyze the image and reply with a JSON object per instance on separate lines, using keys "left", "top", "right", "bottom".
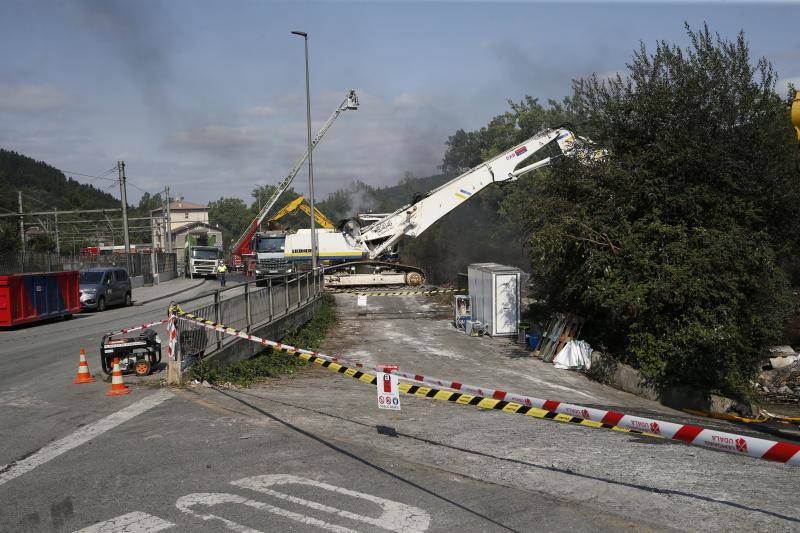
{"left": 323, "top": 261, "right": 425, "bottom": 288}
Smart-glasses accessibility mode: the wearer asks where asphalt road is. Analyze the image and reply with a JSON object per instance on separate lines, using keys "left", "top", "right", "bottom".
{"left": 1, "top": 281, "right": 799, "bottom": 532}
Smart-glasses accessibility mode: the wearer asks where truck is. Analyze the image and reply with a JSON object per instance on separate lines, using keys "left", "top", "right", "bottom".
{"left": 251, "top": 199, "right": 340, "bottom": 283}
{"left": 184, "top": 246, "right": 222, "bottom": 279}
{"left": 252, "top": 230, "right": 293, "bottom": 281}
{"left": 265, "top": 127, "right": 603, "bottom": 287}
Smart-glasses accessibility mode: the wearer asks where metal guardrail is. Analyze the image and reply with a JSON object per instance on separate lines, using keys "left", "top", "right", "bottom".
{"left": 173, "top": 270, "right": 324, "bottom": 364}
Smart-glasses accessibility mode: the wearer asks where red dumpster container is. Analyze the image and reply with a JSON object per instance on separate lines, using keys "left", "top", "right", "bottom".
{"left": 0, "top": 271, "right": 81, "bottom": 327}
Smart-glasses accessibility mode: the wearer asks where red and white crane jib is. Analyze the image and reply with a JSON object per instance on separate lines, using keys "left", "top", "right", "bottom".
{"left": 230, "top": 90, "right": 359, "bottom": 259}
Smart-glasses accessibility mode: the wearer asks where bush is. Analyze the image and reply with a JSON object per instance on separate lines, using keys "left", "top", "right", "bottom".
{"left": 522, "top": 24, "right": 800, "bottom": 395}
{"left": 190, "top": 294, "right": 337, "bottom": 387}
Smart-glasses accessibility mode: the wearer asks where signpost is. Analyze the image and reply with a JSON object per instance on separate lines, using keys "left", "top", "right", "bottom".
{"left": 376, "top": 365, "right": 400, "bottom": 411}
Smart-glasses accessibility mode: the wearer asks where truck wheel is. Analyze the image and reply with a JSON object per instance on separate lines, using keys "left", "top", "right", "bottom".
{"left": 124, "top": 292, "right": 132, "bottom": 306}
{"left": 97, "top": 297, "right": 106, "bottom": 312}
{"left": 134, "top": 359, "right": 151, "bottom": 376}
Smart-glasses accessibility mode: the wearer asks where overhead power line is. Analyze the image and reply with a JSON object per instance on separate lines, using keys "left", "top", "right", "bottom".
{"left": 62, "top": 167, "right": 118, "bottom": 181}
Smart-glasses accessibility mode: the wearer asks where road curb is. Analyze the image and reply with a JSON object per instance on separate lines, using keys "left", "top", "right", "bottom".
{"left": 135, "top": 279, "right": 206, "bottom": 306}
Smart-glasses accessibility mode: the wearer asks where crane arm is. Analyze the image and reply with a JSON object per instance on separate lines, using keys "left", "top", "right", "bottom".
{"left": 297, "top": 202, "right": 335, "bottom": 230}
{"left": 268, "top": 196, "right": 305, "bottom": 223}
{"left": 354, "top": 127, "right": 601, "bottom": 259}
{"left": 230, "top": 90, "right": 358, "bottom": 256}
{"left": 268, "top": 195, "right": 335, "bottom": 230}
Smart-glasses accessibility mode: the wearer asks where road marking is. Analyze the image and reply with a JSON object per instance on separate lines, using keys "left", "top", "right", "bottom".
{"left": 74, "top": 511, "right": 175, "bottom": 532}
{"left": 0, "top": 390, "right": 173, "bottom": 487}
{"left": 233, "top": 474, "right": 430, "bottom": 532}
{"left": 176, "top": 492, "right": 359, "bottom": 533}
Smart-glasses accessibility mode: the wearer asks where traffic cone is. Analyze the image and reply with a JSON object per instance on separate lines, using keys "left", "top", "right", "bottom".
{"left": 73, "top": 348, "right": 96, "bottom": 384}
{"left": 106, "top": 357, "right": 131, "bottom": 396}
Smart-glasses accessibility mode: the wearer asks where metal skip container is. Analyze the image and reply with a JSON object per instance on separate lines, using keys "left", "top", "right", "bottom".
{"left": 0, "top": 271, "right": 81, "bottom": 327}
{"left": 467, "top": 263, "right": 521, "bottom": 336}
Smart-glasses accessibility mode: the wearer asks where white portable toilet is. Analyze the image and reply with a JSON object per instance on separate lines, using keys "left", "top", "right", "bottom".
{"left": 467, "top": 263, "right": 521, "bottom": 336}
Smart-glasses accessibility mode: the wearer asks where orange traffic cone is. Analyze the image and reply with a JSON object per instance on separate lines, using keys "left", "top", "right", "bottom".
{"left": 73, "top": 348, "right": 96, "bottom": 384}
{"left": 106, "top": 357, "right": 131, "bottom": 396}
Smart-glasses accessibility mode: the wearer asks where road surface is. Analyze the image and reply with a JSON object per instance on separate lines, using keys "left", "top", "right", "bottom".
{"left": 1, "top": 284, "right": 798, "bottom": 531}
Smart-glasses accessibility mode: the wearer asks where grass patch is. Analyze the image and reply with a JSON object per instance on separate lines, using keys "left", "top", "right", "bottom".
{"left": 189, "top": 293, "right": 337, "bottom": 387}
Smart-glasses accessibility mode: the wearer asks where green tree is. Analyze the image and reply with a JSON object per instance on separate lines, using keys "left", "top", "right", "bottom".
{"left": 208, "top": 197, "right": 251, "bottom": 251}
{"left": 523, "top": 24, "right": 800, "bottom": 394}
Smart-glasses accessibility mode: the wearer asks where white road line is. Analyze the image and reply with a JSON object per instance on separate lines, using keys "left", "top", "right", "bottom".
{"left": 176, "top": 492, "right": 359, "bottom": 533}
{"left": 233, "top": 474, "right": 431, "bottom": 532}
{"left": 74, "top": 511, "right": 175, "bottom": 533}
{"left": 0, "top": 390, "right": 173, "bottom": 487}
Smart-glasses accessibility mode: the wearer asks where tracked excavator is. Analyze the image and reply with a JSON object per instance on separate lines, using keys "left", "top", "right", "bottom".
{"left": 275, "top": 127, "right": 604, "bottom": 287}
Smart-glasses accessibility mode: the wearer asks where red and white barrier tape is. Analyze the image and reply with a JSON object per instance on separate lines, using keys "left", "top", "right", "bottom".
{"left": 166, "top": 315, "right": 178, "bottom": 361}
{"left": 175, "top": 315, "right": 800, "bottom": 466}
{"left": 105, "top": 318, "right": 170, "bottom": 338}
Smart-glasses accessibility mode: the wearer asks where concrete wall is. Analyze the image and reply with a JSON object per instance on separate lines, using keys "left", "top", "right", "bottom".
{"left": 183, "top": 296, "right": 322, "bottom": 374}
{"left": 158, "top": 270, "right": 177, "bottom": 283}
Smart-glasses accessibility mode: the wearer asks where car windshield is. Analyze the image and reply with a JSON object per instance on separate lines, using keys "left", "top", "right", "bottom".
{"left": 191, "top": 249, "right": 220, "bottom": 259}
{"left": 256, "top": 237, "right": 284, "bottom": 252}
{"left": 80, "top": 271, "right": 104, "bottom": 284}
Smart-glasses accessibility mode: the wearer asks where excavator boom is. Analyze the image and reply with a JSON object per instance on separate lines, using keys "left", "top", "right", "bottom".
{"left": 268, "top": 195, "right": 335, "bottom": 230}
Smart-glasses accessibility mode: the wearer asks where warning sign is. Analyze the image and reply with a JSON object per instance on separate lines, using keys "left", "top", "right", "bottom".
{"left": 377, "top": 367, "right": 400, "bottom": 411}
{"left": 357, "top": 294, "right": 368, "bottom": 307}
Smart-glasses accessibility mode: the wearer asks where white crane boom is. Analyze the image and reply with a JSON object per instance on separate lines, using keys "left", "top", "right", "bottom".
{"left": 351, "top": 127, "right": 595, "bottom": 259}
{"left": 230, "top": 90, "right": 358, "bottom": 257}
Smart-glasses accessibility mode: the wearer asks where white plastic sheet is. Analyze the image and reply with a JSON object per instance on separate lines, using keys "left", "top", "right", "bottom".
{"left": 553, "top": 340, "right": 593, "bottom": 370}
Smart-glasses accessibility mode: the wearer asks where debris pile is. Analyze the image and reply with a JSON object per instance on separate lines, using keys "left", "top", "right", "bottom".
{"left": 757, "top": 347, "right": 800, "bottom": 403}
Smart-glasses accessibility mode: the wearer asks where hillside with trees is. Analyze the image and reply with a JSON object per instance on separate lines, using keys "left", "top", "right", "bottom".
{"left": 0, "top": 150, "right": 121, "bottom": 252}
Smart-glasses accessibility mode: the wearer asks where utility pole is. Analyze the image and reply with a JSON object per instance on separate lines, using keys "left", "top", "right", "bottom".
{"left": 18, "top": 191, "right": 24, "bottom": 265}
{"left": 53, "top": 208, "right": 60, "bottom": 255}
{"left": 165, "top": 186, "right": 173, "bottom": 254}
{"left": 150, "top": 216, "right": 158, "bottom": 283}
{"left": 118, "top": 161, "right": 132, "bottom": 273}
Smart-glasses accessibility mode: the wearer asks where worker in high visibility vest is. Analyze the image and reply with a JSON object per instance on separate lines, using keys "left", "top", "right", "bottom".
{"left": 217, "top": 261, "right": 228, "bottom": 287}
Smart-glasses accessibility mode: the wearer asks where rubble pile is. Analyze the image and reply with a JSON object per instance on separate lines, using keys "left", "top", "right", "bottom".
{"left": 757, "top": 346, "right": 800, "bottom": 403}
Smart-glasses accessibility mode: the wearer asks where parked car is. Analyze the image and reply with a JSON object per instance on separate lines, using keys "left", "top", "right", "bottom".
{"left": 79, "top": 267, "right": 132, "bottom": 312}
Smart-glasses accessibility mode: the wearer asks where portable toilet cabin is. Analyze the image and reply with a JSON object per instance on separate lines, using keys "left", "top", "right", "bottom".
{"left": 467, "top": 263, "right": 521, "bottom": 336}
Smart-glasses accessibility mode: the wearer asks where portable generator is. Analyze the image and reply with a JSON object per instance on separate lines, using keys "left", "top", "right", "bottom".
{"left": 100, "top": 328, "right": 162, "bottom": 376}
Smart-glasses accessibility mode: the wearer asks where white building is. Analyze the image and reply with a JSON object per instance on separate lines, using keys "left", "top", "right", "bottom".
{"left": 151, "top": 197, "right": 222, "bottom": 252}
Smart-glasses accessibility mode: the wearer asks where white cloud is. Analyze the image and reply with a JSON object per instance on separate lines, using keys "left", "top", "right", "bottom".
{"left": 244, "top": 106, "right": 276, "bottom": 117}
{"left": 0, "top": 83, "right": 76, "bottom": 112}
{"left": 392, "top": 92, "right": 433, "bottom": 108}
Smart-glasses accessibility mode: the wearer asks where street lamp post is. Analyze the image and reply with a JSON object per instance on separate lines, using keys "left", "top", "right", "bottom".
{"left": 291, "top": 30, "right": 318, "bottom": 272}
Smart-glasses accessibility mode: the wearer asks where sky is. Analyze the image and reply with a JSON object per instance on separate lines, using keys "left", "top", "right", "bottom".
{"left": 1, "top": 0, "right": 798, "bottom": 207}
